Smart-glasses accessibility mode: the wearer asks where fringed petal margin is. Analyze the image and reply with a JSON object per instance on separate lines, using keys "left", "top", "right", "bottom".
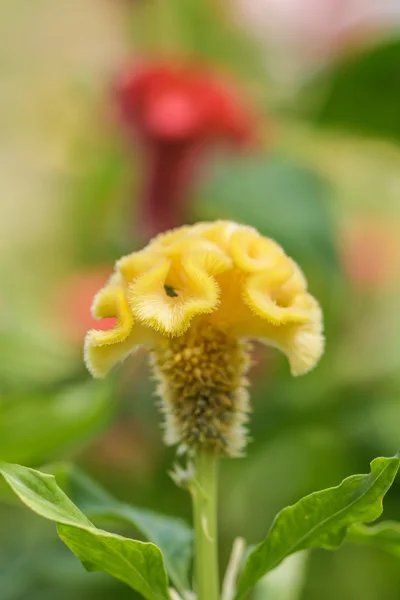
{"left": 129, "top": 248, "right": 231, "bottom": 336}
{"left": 85, "top": 284, "right": 152, "bottom": 378}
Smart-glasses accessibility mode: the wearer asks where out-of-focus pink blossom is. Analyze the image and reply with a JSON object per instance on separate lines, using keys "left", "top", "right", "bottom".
{"left": 233, "top": 0, "right": 400, "bottom": 76}
{"left": 341, "top": 217, "right": 400, "bottom": 290}
{"left": 115, "top": 61, "right": 257, "bottom": 238}
{"left": 54, "top": 268, "right": 116, "bottom": 343}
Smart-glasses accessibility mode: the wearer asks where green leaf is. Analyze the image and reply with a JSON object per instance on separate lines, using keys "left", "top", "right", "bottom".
{"left": 196, "top": 154, "right": 338, "bottom": 271}
{"left": 54, "top": 464, "right": 192, "bottom": 595}
{"left": 0, "top": 381, "right": 113, "bottom": 464}
{"left": 347, "top": 522, "right": 400, "bottom": 559}
{"left": 0, "top": 463, "right": 169, "bottom": 600}
{"left": 310, "top": 39, "right": 400, "bottom": 143}
{"left": 235, "top": 455, "right": 400, "bottom": 600}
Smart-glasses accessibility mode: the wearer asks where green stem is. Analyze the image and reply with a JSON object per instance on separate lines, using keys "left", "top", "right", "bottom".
{"left": 192, "top": 448, "right": 220, "bottom": 600}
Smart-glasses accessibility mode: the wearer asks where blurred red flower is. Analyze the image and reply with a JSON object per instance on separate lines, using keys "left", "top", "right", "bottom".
{"left": 341, "top": 217, "right": 400, "bottom": 290}
{"left": 54, "top": 268, "right": 116, "bottom": 343}
{"left": 115, "top": 61, "right": 257, "bottom": 237}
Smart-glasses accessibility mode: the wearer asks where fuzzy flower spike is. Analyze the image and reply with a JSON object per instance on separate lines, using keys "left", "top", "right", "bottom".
{"left": 85, "top": 221, "right": 324, "bottom": 456}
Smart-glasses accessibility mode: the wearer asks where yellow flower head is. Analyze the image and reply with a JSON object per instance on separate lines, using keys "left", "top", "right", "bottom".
{"left": 85, "top": 221, "right": 324, "bottom": 455}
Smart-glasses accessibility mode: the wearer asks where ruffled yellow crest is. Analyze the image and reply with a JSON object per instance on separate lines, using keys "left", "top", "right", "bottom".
{"left": 84, "top": 221, "right": 324, "bottom": 378}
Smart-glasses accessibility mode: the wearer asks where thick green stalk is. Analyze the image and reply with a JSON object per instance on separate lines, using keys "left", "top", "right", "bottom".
{"left": 192, "top": 448, "right": 219, "bottom": 600}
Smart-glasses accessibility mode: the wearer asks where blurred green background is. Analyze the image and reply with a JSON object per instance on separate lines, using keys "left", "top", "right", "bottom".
{"left": 1, "top": 0, "right": 400, "bottom": 598}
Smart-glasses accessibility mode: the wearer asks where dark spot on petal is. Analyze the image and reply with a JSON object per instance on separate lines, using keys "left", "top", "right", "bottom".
{"left": 164, "top": 284, "right": 178, "bottom": 298}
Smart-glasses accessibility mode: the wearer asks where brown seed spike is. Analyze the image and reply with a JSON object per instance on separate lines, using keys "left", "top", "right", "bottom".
{"left": 150, "top": 322, "right": 252, "bottom": 457}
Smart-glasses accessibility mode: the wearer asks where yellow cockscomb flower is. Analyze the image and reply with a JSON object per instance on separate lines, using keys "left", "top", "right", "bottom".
{"left": 85, "top": 221, "right": 324, "bottom": 455}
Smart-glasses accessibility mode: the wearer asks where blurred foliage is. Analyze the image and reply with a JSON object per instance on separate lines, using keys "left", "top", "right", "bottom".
{"left": 196, "top": 153, "right": 338, "bottom": 272}
{"left": 0, "top": 324, "right": 78, "bottom": 394}
{"left": 306, "top": 39, "right": 400, "bottom": 144}
{"left": 253, "top": 553, "right": 308, "bottom": 600}
{"left": 0, "top": 381, "right": 113, "bottom": 465}
{"left": 194, "top": 152, "right": 343, "bottom": 342}
{"left": 128, "top": 0, "right": 264, "bottom": 81}
{"left": 348, "top": 522, "right": 400, "bottom": 559}
{"left": 68, "top": 138, "right": 133, "bottom": 265}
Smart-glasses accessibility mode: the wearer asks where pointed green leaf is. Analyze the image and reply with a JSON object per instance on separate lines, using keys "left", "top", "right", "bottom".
{"left": 54, "top": 464, "right": 192, "bottom": 595}
{"left": 235, "top": 455, "right": 400, "bottom": 600}
{"left": 347, "top": 522, "right": 400, "bottom": 559}
{"left": 0, "top": 463, "right": 169, "bottom": 600}
{"left": 56, "top": 524, "right": 168, "bottom": 600}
